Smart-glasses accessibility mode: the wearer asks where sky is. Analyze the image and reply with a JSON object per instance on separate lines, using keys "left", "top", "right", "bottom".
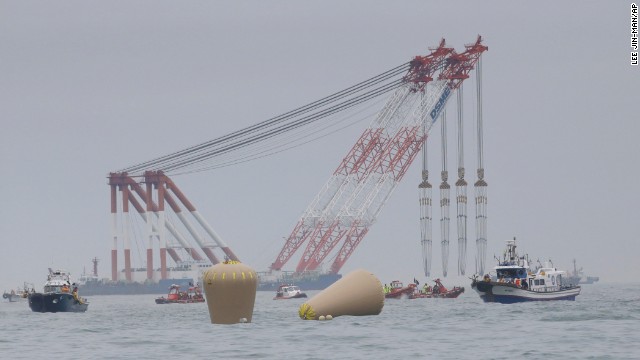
{"left": 1, "top": 1, "right": 638, "bottom": 291}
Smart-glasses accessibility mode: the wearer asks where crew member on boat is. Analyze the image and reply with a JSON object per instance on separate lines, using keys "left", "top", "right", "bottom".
{"left": 62, "top": 284, "right": 70, "bottom": 293}
{"left": 422, "top": 283, "right": 432, "bottom": 294}
{"left": 72, "top": 286, "right": 84, "bottom": 304}
{"left": 432, "top": 284, "right": 440, "bottom": 294}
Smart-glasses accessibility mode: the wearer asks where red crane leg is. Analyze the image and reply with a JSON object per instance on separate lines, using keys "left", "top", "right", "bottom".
{"left": 270, "top": 220, "right": 314, "bottom": 271}
{"left": 329, "top": 224, "right": 370, "bottom": 274}
{"left": 296, "top": 220, "right": 340, "bottom": 272}
{"left": 304, "top": 226, "right": 350, "bottom": 271}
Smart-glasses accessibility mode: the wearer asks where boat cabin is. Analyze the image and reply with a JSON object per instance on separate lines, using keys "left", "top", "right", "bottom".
{"left": 492, "top": 238, "right": 531, "bottom": 283}
{"left": 43, "top": 269, "right": 73, "bottom": 294}
{"left": 276, "top": 285, "right": 302, "bottom": 297}
{"left": 166, "top": 284, "right": 183, "bottom": 301}
{"left": 496, "top": 266, "right": 528, "bottom": 281}
{"left": 526, "top": 266, "right": 568, "bottom": 292}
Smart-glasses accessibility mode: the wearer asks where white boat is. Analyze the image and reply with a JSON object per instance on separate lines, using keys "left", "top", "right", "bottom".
{"left": 3, "top": 282, "right": 33, "bottom": 302}
{"left": 273, "top": 285, "right": 307, "bottom": 300}
{"left": 471, "top": 238, "right": 581, "bottom": 303}
{"left": 3, "top": 289, "right": 23, "bottom": 302}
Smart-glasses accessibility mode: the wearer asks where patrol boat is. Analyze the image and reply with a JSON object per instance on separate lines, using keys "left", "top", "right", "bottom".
{"left": 471, "top": 238, "right": 581, "bottom": 303}
{"left": 28, "top": 269, "right": 89, "bottom": 313}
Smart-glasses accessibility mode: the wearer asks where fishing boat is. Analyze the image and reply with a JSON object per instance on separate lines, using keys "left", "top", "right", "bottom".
{"left": 411, "top": 278, "right": 464, "bottom": 299}
{"left": 273, "top": 284, "right": 307, "bottom": 300}
{"left": 3, "top": 289, "right": 22, "bottom": 302}
{"left": 3, "top": 282, "right": 33, "bottom": 302}
{"left": 384, "top": 280, "right": 417, "bottom": 299}
{"left": 155, "top": 284, "right": 205, "bottom": 304}
{"left": 28, "top": 269, "right": 89, "bottom": 312}
{"left": 471, "top": 238, "right": 581, "bottom": 303}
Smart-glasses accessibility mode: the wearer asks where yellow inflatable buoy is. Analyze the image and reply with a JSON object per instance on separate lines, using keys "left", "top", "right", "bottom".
{"left": 299, "top": 269, "right": 384, "bottom": 320}
{"left": 202, "top": 261, "right": 257, "bottom": 324}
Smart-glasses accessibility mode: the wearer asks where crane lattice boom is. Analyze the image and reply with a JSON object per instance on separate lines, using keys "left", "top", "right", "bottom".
{"left": 271, "top": 37, "right": 487, "bottom": 274}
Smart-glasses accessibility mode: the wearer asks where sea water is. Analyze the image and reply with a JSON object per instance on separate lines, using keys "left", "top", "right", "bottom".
{"left": 1, "top": 283, "right": 638, "bottom": 359}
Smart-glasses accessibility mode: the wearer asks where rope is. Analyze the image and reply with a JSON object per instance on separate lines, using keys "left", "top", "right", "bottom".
{"left": 172, "top": 98, "right": 381, "bottom": 175}
{"left": 117, "top": 63, "right": 410, "bottom": 174}
{"left": 158, "top": 80, "right": 404, "bottom": 173}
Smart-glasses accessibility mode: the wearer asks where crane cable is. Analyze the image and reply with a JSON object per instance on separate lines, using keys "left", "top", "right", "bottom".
{"left": 159, "top": 79, "right": 405, "bottom": 172}
{"left": 124, "top": 66, "right": 408, "bottom": 173}
{"left": 173, "top": 95, "right": 386, "bottom": 175}
{"left": 117, "top": 62, "right": 410, "bottom": 174}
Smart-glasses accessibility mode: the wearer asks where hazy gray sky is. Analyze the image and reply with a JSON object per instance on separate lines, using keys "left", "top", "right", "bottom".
{"left": 1, "top": 1, "right": 637, "bottom": 290}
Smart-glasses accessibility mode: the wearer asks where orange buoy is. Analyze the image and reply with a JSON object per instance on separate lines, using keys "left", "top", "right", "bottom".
{"left": 299, "top": 269, "right": 384, "bottom": 320}
{"left": 202, "top": 261, "right": 257, "bottom": 324}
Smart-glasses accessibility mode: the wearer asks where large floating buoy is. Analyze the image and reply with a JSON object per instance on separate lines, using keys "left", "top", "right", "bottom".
{"left": 299, "top": 269, "right": 384, "bottom": 320}
{"left": 202, "top": 261, "right": 257, "bottom": 324}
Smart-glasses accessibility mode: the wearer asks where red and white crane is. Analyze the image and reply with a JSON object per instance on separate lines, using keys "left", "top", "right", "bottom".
{"left": 109, "top": 36, "right": 488, "bottom": 282}
{"left": 108, "top": 171, "right": 238, "bottom": 282}
{"left": 271, "top": 37, "right": 488, "bottom": 275}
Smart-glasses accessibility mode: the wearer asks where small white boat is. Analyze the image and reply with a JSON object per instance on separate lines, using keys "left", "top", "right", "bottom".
{"left": 273, "top": 285, "right": 307, "bottom": 300}
{"left": 471, "top": 238, "right": 580, "bottom": 303}
{"left": 3, "top": 282, "right": 33, "bottom": 302}
{"left": 3, "top": 289, "right": 22, "bottom": 302}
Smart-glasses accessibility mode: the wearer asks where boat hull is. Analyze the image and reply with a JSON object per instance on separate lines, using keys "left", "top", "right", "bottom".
{"left": 28, "top": 293, "right": 89, "bottom": 313}
{"left": 79, "top": 278, "right": 196, "bottom": 296}
{"left": 273, "top": 293, "right": 307, "bottom": 300}
{"left": 155, "top": 298, "right": 205, "bottom": 304}
{"left": 471, "top": 280, "right": 580, "bottom": 303}
{"left": 410, "top": 287, "right": 465, "bottom": 299}
{"left": 258, "top": 273, "right": 341, "bottom": 291}
{"left": 385, "top": 287, "right": 416, "bottom": 299}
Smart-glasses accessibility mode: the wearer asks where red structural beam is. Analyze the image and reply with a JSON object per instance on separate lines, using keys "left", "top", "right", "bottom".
{"left": 270, "top": 220, "right": 311, "bottom": 271}
{"left": 439, "top": 35, "right": 488, "bottom": 90}
{"left": 404, "top": 39, "right": 455, "bottom": 91}
{"left": 330, "top": 222, "right": 369, "bottom": 274}
{"left": 298, "top": 38, "right": 487, "bottom": 273}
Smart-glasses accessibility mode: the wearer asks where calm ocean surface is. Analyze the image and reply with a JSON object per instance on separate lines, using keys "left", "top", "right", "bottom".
{"left": 1, "top": 283, "right": 638, "bottom": 359}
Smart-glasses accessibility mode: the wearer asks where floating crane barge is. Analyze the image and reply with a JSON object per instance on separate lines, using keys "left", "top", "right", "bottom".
{"left": 99, "top": 37, "right": 488, "bottom": 294}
